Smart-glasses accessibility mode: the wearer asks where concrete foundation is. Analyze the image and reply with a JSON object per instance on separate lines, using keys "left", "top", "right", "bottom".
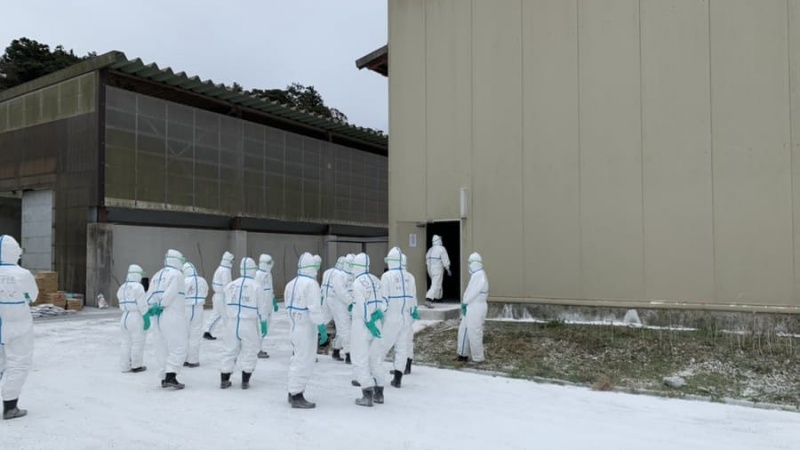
{"left": 489, "top": 302, "right": 800, "bottom": 334}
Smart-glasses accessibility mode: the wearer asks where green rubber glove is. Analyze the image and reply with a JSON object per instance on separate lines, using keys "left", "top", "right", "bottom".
{"left": 366, "top": 319, "right": 381, "bottom": 339}
{"left": 272, "top": 297, "right": 279, "bottom": 312}
{"left": 410, "top": 306, "right": 420, "bottom": 320}
{"left": 260, "top": 320, "right": 268, "bottom": 337}
{"left": 317, "top": 324, "right": 328, "bottom": 345}
{"left": 143, "top": 312, "right": 151, "bottom": 331}
{"left": 347, "top": 303, "right": 354, "bottom": 313}
{"left": 370, "top": 309, "right": 384, "bottom": 322}
{"left": 147, "top": 304, "right": 163, "bottom": 317}
{"left": 461, "top": 303, "right": 467, "bottom": 316}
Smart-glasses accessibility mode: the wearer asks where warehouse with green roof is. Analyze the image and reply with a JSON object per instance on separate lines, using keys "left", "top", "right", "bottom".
{"left": 0, "top": 51, "right": 389, "bottom": 306}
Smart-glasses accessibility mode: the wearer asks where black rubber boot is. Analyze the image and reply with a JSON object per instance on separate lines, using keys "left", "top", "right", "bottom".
{"left": 332, "top": 349, "right": 343, "bottom": 361}
{"left": 455, "top": 355, "right": 468, "bottom": 362}
{"left": 220, "top": 372, "right": 232, "bottom": 389}
{"left": 257, "top": 350, "right": 270, "bottom": 359}
{"left": 3, "top": 399, "right": 27, "bottom": 420}
{"left": 345, "top": 353, "right": 351, "bottom": 364}
{"left": 351, "top": 379, "right": 361, "bottom": 387}
{"left": 355, "top": 388, "right": 374, "bottom": 407}
{"left": 241, "top": 371, "right": 252, "bottom": 390}
{"left": 374, "top": 386, "right": 384, "bottom": 404}
{"left": 404, "top": 358, "right": 412, "bottom": 375}
{"left": 203, "top": 332, "right": 216, "bottom": 340}
{"left": 183, "top": 362, "right": 199, "bottom": 368}
{"left": 290, "top": 392, "right": 316, "bottom": 409}
{"left": 131, "top": 366, "right": 147, "bottom": 373}
{"left": 162, "top": 372, "right": 185, "bottom": 390}
{"left": 390, "top": 370, "right": 403, "bottom": 388}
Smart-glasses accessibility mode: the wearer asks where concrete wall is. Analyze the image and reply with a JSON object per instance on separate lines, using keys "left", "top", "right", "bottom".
{"left": 21, "top": 190, "right": 53, "bottom": 272}
{"left": 87, "top": 223, "right": 388, "bottom": 307}
{"left": 388, "top": 0, "right": 800, "bottom": 311}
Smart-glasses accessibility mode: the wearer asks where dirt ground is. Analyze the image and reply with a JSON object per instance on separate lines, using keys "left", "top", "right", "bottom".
{"left": 413, "top": 319, "right": 800, "bottom": 408}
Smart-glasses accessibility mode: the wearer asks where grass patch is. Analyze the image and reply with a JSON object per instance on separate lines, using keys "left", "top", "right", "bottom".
{"left": 413, "top": 320, "right": 800, "bottom": 407}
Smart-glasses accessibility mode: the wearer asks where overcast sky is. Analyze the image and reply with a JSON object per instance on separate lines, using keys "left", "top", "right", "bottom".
{"left": 1, "top": 0, "right": 389, "bottom": 132}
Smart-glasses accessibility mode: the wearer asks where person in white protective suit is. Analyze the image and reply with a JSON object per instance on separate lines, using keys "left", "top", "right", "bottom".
{"left": 203, "top": 251, "right": 235, "bottom": 340}
{"left": 117, "top": 264, "right": 149, "bottom": 374}
{"left": 380, "top": 248, "right": 419, "bottom": 388}
{"left": 456, "top": 252, "right": 489, "bottom": 364}
{"left": 219, "top": 257, "right": 268, "bottom": 390}
{"left": 0, "top": 235, "right": 37, "bottom": 420}
{"left": 254, "top": 254, "right": 278, "bottom": 359}
{"left": 284, "top": 252, "right": 328, "bottom": 409}
{"left": 350, "top": 253, "right": 387, "bottom": 407}
{"left": 325, "top": 257, "right": 353, "bottom": 364}
{"left": 183, "top": 262, "right": 208, "bottom": 368}
{"left": 424, "top": 235, "right": 451, "bottom": 307}
{"left": 318, "top": 258, "right": 339, "bottom": 355}
{"left": 400, "top": 254, "right": 417, "bottom": 374}
{"left": 145, "top": 249, "right": 189, "bottom": 389}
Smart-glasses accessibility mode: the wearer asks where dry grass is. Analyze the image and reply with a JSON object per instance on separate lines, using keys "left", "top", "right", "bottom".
{"left": 413, "top": 319, "right": 800, "bottom": 407}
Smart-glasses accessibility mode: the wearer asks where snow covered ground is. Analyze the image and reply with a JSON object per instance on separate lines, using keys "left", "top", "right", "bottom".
{"left": 4, "top": 309, "right": 800, "bottom": 450}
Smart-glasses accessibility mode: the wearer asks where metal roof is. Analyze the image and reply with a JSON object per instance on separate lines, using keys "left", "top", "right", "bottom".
{"left": 1, "top": 51, "right": 388, "bottom": 148}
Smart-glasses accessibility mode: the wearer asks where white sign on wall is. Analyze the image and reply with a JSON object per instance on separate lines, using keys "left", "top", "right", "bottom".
{"left": 409, "top": 233, "right": 417, "bottom": 248}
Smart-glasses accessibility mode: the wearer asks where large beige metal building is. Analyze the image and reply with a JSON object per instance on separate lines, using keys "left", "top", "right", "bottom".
{"left": 359, "top": 0, "right": 800, "bottom": 313}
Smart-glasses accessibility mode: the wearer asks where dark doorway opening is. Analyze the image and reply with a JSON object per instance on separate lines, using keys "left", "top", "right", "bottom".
{"left": 425, "top": 220, "right": 461, "bottom": 302}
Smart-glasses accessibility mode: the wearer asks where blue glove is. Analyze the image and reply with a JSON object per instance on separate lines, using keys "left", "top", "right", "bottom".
{"left": 366, "top": 319, "right": 381, "bottom": 339}
{"left": 318, "top": 324, "right": 329, "bottom": 345}
{"left": 410, "top": 306, "right": 420, "bottom": 320}
{"left": 272, "top": 298, "right": 279, "bottom": 312}
{"left": 446, "top": 268, "right": 452, "bottom": 277}
{"left": 347, "top": 303, "right": 354, "bottom": 313}
{"left": 461, "top": 303, "right": 467, "bottom": 316}
{"left": 142, "top": 313, "right": 151, "bottom": 331}
{"left": 260, "top": 320, "right": 268, "bottom": 337}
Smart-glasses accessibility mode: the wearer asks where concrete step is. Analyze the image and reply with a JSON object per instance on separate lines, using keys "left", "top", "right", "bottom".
{"left": 418, "top": 302, "right": 461, "bottom": 321}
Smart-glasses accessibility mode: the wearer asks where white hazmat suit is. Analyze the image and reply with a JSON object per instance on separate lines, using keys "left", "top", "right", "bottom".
{"left": 380, "top": 248, "right": 417, "bottom": 388}
{"left": 326, "top": 257, "right": 353, "bottom": 362}
{"left": 220, "top": 257, "right": 268, "bottom": 390}
{"left": 183, "top": 262, "right": 208, "bottom": 367}
{"left": 401, "top": 254, "right": 416, "bottom": 374}
{"left": 457, "top": 252, "right": 489, "bottom": 363}
{"left": 117, "top": 264, "right": 148, "bottom": 373}
{"left": 203, "top": 251, "right": 234, "bottom": 339}
{"left": 145, "top": 249, "right": 188, "bottom": 389}
{"left": 254, "top": 254, "right": 276, "bottom": 358}
{"left": 425, "top": 235, "right": 451, "bottom": 304}
{"left": 284, "top": 252, "right": 325, "bottom": 409}
{"left": 0, "top": 235, "right": 37, "bottom": 420}
{"left": 350, "top": 253, "right": 387, "bottom": 407}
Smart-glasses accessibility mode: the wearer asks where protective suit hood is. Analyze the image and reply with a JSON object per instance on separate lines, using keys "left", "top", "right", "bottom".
{"left": 297, "top": 252, "right": 320, "bottom": 277}
{"left": 334, "top": 256, "right": 346, "bottom": 270}
{"left": 401, "top": 254, "right": 408, "bottom": 270}
{"left": 0, "top": 235, "right": 22, "bottom": 265}
{"left": 183, "top": 262, "right": 197, "bottom": 277}
{"left": 164, "top": 249, "right": 184, "bottom": 269}
{"left": 468, "top": 252, "right": 483, "bottom": 273}
{"left": 258, "top": 253, "right": 274, "bottom": 272}
{"left": 240, "top": 257, "right": 257, "bottom": 278}
{"left": 432, "top": 235, "right": 443, "bottom": 246}
{"left": 344, "top": 254, "right": 355, "bottom": 275}
{"left": 352, "top": 253, "right": 371, "bottom": 276}
{"left": 126, "top": 264, "right": 145, "bottom": 283}
{"left": 385, "top": 247, "right": 402, "bottom": 270}
{"left": 220, "top": 251, "right": 234, "bottom": 269}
